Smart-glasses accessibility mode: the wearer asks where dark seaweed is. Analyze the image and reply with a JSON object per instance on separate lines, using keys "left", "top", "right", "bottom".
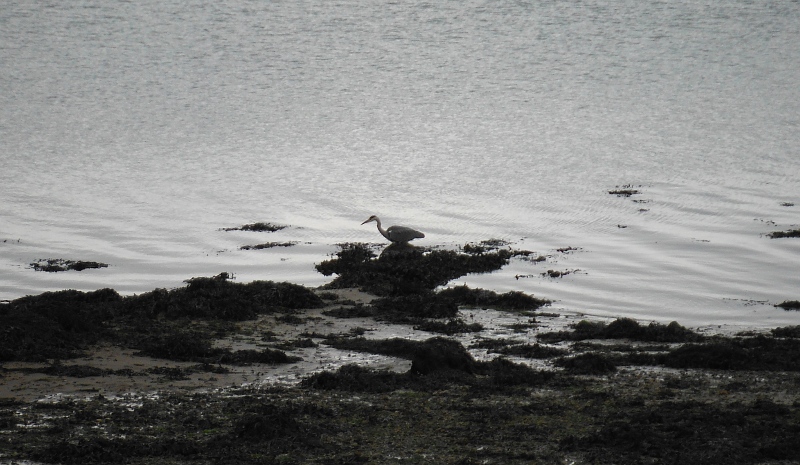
{"left": 538, "top": 318, "right": 703, "bottom": 344}
{"left": 222, "top": 222, "right": 286, "bottom": 232}
{"left": 608, "top": 189, "right": 640, "bottom": 197}
{"left": 491, "top": 343, "right": 569, "bottom": 359}
{"left": 30, "top": 259, "right": 109, "bottom": 272}
{"left": 555, "top": 352, "right": 617, "bottom": 374}
{"left": 0, "top": 273, "right": 321, "bottom": 362}
{"left": 776, "top": 300, "right": 800, "bottom": 310}
{"left": 772, "top": 325, "right": 800, "bottom": 338}
{"left": 240, "top": 242, "right": 297, "bottom": 250}
{"left": 659, "top": 336, "right": 800, "bottom": 371}
{"left": 303, "top": 337, "right": 554, "bottom": 392}
{"left": 768, "top": 229, "right": 800, "bottom": 238}
{"left": 316, "top": 242, "right": 518, "bottom": 296}
{"left": 5, "top": 239, "right": 800, "bottom": 465}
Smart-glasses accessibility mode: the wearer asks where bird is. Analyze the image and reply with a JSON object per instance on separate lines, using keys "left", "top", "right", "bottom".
{"left": 361, "top": 215, "right": 425, "bottom": 244}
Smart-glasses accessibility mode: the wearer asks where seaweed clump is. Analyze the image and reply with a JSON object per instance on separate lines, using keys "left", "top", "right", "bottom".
{"left": 608, "top": 184, "right": 642, "bottom": 197}
{"left": 125, "top": 273, "right": 324, "bottom": 321}
{"left": 776, "top": 300, "right": 800, "bottom": 310}
{"left": 487, "top": 342, "right": 569, "bottom": 359}
{"left": 321, "top": 336, "right": 480, "bottom": 376}
{"left": 1, "top": 288, "right": 121, "bottom": 361}
{"left": 329, "top": 285, "right": 547, "bottom": 331}
{"left": 772, "top": 325, "right": 800, "bottom": 338}
{"left": 316, "top": 242, "right": 523, "bottom": 296}
{"left": 538, "top": 318, "right": 703, "bottom": 344}
{"left": 240, "top": 242, "right": 297, "bottom": 250}
{"left": 540, "top": 319, "right": 800, "bottom": 372}
{"left": 659, "top": 336, "right": 800, "bottom": 371}
{"left": 222, "top": 222, "right": 286, "bottom": 232}
{"left": 462, "top": 238, "right": 511, "bottom": 254}
{"left": 135, "top": 330, "right": 299, "bottom": 365}
{"left": 315, "top": 243, "right": 548, "bottom": 327}
{"left": 0, "top": 273, "right": 321, "bottom": 363}
{"left": 303, "top": 337, "right": 554, "bottom": 392}
{"left": 555, "top": 352, "right": 617, "bottom": 375}
{"left": 30, "top": 259, "right": 109, "bottom": 272}
{"left": 437, "top": 285, "right": 548, "bottom": 311}
{"left": 768, "top": 229, "right": 800, "bottom": 238}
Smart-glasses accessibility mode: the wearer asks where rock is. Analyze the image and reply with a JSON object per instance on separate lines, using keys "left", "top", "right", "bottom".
{"left": 410, "top": 337, "right": 476, "bottom": 375}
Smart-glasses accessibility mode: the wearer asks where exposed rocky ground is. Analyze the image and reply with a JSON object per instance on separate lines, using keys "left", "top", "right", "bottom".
{"left": 2, "top": 243, "right": 799, "bottom": 464}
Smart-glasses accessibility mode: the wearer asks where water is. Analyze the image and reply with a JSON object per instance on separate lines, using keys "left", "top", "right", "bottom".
{"left": 2, "top": 0, "right": 799, "bottom": 330}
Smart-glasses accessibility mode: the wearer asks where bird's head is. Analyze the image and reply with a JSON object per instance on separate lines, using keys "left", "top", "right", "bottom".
{"left": 361, "top": 215, "right": 379, "bottom": 225}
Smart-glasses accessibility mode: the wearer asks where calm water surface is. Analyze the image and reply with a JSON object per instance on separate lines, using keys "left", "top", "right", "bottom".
{"left": 2, "top": 0, "right": 799, "bottom": 330}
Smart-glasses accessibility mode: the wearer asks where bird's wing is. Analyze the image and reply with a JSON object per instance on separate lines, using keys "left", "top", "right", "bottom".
{"left": 387, "top": 225, "right": 425, "bottom": 241}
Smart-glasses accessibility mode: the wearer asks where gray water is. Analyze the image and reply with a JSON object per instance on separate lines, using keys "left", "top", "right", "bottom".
{"left": 2, "top": 0, "right": 799, "bottom": 330}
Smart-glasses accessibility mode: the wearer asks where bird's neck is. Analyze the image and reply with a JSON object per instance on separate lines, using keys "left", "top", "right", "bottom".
{"left": 374, "top": 220, "right": 390, "bottom": 240}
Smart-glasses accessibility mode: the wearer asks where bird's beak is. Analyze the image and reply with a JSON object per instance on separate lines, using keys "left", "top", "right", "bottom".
{"left": 361, "top": 219, "right": 370, "bottom": 225}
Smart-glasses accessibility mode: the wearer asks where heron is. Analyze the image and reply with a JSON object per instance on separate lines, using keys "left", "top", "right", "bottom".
{"left": 361, "top": 215, "right": 425, "bottom": 244}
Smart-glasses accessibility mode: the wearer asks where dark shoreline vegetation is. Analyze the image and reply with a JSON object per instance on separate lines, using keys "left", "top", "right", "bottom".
{"left": 221, "top": 222, "right": 287, "bottom": 232}
{"left": 240, "top": 241, "right": 298, "bottom": 250}
{"left": 3, "top": 242, "right": 800, "bottom": 464}
{"left": 767, "top": 228, "right": 800, "bottom": 238}
{"left": 608, "top": 184, "right": 643, "bottom": 197}
{"left": 30, "top": 258, "right": 109, "bottom": 272}
{"left": 776, "top": 300, "right": 800, "bottom": 311}
{"left": 222, "top": 222, "right": 298, "bottom": 251}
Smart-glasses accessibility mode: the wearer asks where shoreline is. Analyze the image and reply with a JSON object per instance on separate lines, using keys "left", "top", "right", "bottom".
{"left": 2, "top": 244, "right": 800, "bottom": 463}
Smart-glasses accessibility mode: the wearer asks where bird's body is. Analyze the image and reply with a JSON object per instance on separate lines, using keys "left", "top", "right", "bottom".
{"left": 361, "top": 215, "right": 425, "bottom": 244}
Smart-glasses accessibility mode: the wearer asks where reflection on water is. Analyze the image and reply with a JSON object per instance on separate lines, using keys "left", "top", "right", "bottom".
{"left": 1, "top": 0, "right": 799, "bottom": 329}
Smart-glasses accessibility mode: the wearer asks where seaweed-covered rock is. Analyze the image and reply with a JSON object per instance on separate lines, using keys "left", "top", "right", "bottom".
{"left": 302, "top": 343, "right": 554, "bottom": 392}
{"left": 0, "top": 274, "right": 321, "bottom": 362}
{"left": 317, "top": 243, "right": 515, "bottom": 296}
{"left": 222, "top": 222, "right": 286, "bottom": 232}
{"left": 234, "top": 402, "right": 312, "bottom": 441}
{"left": 772, "top": 325, "right": 800, "bottom": 338}
{"left": 316, "top": 244, "right": 549, "bottom": 333}
{"left": 662, "top": 336, "right": 800, "bottom": 371}
{"left": 371, "top": 293, "right": 459, "bottom": 321}
{"left": 0, "top": 289, "right": 121, "bottom": 361}
{"left": 412, "top": 318, "right": 483, "bottom": 335}
{"left": 664, "top": 342, "right": 749, "bottom": 370}
{"left": 438, "top": 285, "right": 548, "bottom": 311}
{"left": 136, "top": 330, "right": 299, "bottom": 364}
{"left": 555, "top": 352, "right": 617, "bottom": 375}
{"left": 136, "top": 330, "right": 216, "bottom": 361}
{"left": 323, "top": 336, "right": 477, "bottom": 376}
{"left": 300, "top": 364, "right": 405, "bottom": 392}
{"left": 491, "top": 343, "right": 569, "bottom": 359}
{"left": 479, "top": 357, "right": 556, "bottom": 386}
{"left": 122, "top": 273, "right": 323, "bottom": 321}
{"left": 30, "top": 259, "right": 109, "bottom": 272}
{"left": 776, "top": 300, "right": 800, "bottom": 310}
{"left": 410, "top": 337, "right": 477, "bottom": 375}
{"left": 240, "top": 242, "right": 297, "bottom": 250}
{"left": 538, "top": 318, "right": 703, "bottom": 343}
{"left": 368, "top": 285, "right": 548, "bottom": 324}
{"left": 768, "top": 229, "right": 800, "bottom": 239}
